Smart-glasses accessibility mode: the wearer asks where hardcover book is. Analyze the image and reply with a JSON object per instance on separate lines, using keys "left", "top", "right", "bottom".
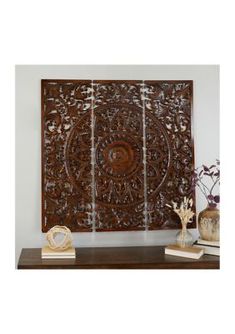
{"left": 193, "top": 240, "right": 220, "bottom": 256}
{"left": 41, "top": 246, "right": 76, "bottom": 259}
{"left": 196, "top": 239, "right": 219, "bottom": 247}
{"left": 165, "top": 244, "right": 204, "bottom": 259}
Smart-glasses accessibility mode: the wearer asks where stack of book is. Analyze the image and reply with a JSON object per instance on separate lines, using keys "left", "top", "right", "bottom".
{"left": 165, "top": 244, "right": 204, "bottom": 259}
{"left": 41, "top": 246, "right": 76, "bottom": 259}
{"left": 193, "top": 239, "right": 220, "bottom": 256}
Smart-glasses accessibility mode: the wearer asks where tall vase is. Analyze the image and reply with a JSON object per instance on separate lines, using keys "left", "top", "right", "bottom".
{"left": 176, "top": 223, "right": 193, "bottom": 248}
{"left": 198, "top": 206, "right": 220, "bottom": 241}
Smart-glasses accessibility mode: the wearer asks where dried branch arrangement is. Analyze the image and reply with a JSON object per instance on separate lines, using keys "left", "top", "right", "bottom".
{"left": 166, "top": 197, "right": 195, "bottom": 228}
{"left": 193, "top": 159, "right": 220, "bottom": 207}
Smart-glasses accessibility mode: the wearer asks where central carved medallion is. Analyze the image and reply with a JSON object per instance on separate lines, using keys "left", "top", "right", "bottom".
{"left": 96, "top": 133, "right": 142, "bottom": 178}
{"left": 94, "top": 103, "right": 144, "bottom": 209}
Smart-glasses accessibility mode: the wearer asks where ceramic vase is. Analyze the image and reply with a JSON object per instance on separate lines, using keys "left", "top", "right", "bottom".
{"left": 198, "top": 206, "right": 220, "bottom": 241}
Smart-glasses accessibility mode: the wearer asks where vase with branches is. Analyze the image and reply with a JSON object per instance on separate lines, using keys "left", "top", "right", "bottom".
{"left": 193, "top": 159, "right": 220, "bottom": 241}
{"left": 166, "top": 197, "right": 195, "bottom": 248}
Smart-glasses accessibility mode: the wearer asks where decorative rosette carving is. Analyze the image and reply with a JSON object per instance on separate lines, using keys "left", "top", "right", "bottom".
{"left": 41, "top": 80, "right": 195, "bottom": 232}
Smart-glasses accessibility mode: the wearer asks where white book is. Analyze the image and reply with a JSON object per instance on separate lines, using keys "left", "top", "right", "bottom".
{"left": 193, "top": 243, "right": 220, "bottom": 256}
{"left": 197, "top": 239, "right": 220, "bottom": 247}
{"left": 41, "top": 246, "right": 76, "bottom": 259}
{"left": 42, "top": 255, "right": 75, "bottom": 259}
{"left": 165, "top": 245, "right": 204, "bottom": 259}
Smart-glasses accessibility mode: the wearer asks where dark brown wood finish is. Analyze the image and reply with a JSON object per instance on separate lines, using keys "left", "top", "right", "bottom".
{"left": 41, "top": 80, "right": 93, "bottom": 232}
{"left": 144, "top": 81, "right": 196, "bottom": 229}
{"left": 41, "top": 80, "right": 195, "bottom": 232}
{"left": 93, "top": 80, "right": 145, "bottom": 231}
{"left": 18, "top": 246, "right": 219, "bottom": 269}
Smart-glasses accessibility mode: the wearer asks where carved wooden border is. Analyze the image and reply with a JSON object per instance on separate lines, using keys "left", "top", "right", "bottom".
{"left": 41, "top": 79, "right": 195, "bottom": 232}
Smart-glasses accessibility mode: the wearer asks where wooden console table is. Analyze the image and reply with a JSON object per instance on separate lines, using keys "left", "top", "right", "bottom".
{"left": 18, "top": 246, "right": 219, "bottom": 269}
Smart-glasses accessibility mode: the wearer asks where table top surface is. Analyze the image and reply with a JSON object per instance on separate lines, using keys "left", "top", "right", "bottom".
{"left": 18, "top": 246, "right": 220, "bottom": 269}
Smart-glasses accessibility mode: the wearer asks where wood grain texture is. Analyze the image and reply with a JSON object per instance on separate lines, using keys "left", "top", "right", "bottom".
{"left": 144, "top": 81, "right": 196, "bottom": 229}
{"left": 93, "top": 81, "right": 145, "bottom": 231}
{"left": 41, "top": 80, "right": 195, "bottom": 232}
{"left": 17, "top": 246, "right": 219, "bottom": 269}
{"left": 41, "top": 80, "right": 93, "bottom": 232}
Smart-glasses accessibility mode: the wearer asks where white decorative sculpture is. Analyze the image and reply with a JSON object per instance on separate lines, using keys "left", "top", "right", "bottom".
{"left": 46, "top": 225, "right": 73, "bottom": 251}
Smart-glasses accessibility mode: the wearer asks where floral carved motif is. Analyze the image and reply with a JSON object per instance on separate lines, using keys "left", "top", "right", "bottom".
{"left": 144, "top": 81, "right": 195, "bottom": 229}
{"left": 41, "top": 80, "right": 195, "bottom": 232}
{"left": 93, "top": 81, "right": 145, "bottom": 230}
{"left": 42, "top": 80, "right": 93, "bottom": 232}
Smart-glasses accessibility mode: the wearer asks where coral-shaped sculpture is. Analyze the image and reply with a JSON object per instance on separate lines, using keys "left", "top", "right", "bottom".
{"left": 46, "top": 225, "right": 73, "bottom": 251}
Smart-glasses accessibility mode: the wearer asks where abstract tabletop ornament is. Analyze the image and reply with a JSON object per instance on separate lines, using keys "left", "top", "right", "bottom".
{"left": 46, "top": 226, "right": 73, "bottom": 251}
{"left": 41, "top": 80, "right": 195, "bottom": 232}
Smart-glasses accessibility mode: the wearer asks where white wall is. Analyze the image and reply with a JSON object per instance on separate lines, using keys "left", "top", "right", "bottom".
{"left": 15, "top": 65, "right": 219, "bottom": 264}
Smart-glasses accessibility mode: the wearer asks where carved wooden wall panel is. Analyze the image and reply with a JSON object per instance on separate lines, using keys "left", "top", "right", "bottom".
{"left": 41, "top": 79, "right": 195, "bottom": 232}
{"left": 93, "top": 81, "right": 145, "bottom": 231}
{"left": 42, "top": 80, "right": 92, "bottom": 232}
{"left": 144, "top": 81, "right": 195, "bottom": 229}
